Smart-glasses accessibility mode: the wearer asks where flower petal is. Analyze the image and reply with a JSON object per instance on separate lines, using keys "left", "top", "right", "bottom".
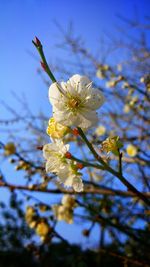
{"left": 84, "top": 88, "right": 105, "bottom": 110}
{"left": 72, "top": 176, "right": 84, "bottom": 192}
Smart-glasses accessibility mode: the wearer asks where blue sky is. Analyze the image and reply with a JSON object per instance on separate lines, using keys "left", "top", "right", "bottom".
{"left": 0, "top": 0, "right": 149, "bottom": 246}
{"left": 1, "top": 0, "right": 149, "bottom": 114}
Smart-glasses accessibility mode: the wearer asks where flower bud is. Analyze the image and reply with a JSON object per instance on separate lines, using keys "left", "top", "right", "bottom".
{"left": 95, "top": 125, "right": 106, "bottom": 136}
{"left": 34, "top": 37, "right": 41, "bottom": 47}
{"left": 82, "top": 229, "right": 90, "bottom": 237}
{"left": 40, "top": 61, "right": 47, "bottom": 72}
{"left": 37, "top": 146, "right": 43, "bottom": 150}
{"left": 140, "top": 74, "right": 150, "bottom": 91}
{"left": 126, "top": 144, "right": 137, "bottom": 157}
{"left": 4, "top": 142, "right": 16, "bottom": 156}
{"left": 72, "top": 128, "right": 79, "bottom": 136}
{"left": 65, "top": 152, "right": 72, "bottom": 159}
{"left": 36, "top": 221, "right": 50, "bottom": 237}
{"left": 76, "top": 163, "right": 84, "bottom": 169}
{"left": 9, "top": 158, "right": 16, "bottom": 163}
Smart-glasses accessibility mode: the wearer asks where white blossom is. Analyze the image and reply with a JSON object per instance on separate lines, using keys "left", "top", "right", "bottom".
{"left": 49, "top": 74, "right": 104, "bottom": 128}
{"left": 61, "top": 195, "right": 76, "bottom": 208}
{"left": 52, "top": 205, "right": 73, "bottom": 224}
{"left": 43, "top": 140, "right": 69, "bottom": 173}
{"left": 43, "top": 140, "right": 84, "bottom": 192}
{"left": 58, "top": 169, "right": 84, "bottom": 192}
{"left": 52, "top": 195, "right": 77, "bottom": 224}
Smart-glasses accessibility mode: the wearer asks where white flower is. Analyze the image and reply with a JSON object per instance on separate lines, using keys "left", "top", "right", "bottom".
{"left": 58, "top": 167, "right": 84, "bottom": 192}
{"left": 72, "top": 176, "right": 84, "bottom": 192}
{"left": 49, "top": 74, "right": 104, "bottom": 128}
{"left": 43, "top": 140, "right": 84, "bottom": 192}
{"left": 52, "top": 205, "right": 73, "bottom": 224}
{"left": 43, "top": 140, "right": 69, "bottom": 173}
{"left": 52, "top": 195, "right": 77, "bottom": 224}
{"left": 61, "top": 195, "right": 76, "bottom": 208}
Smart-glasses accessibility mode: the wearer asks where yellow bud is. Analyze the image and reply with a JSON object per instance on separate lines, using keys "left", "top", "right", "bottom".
{"left": 47, "top": 117, "right": 69, "bottom": 139}
{"left": 15, "top": 165, "right": 21, "bottom": 171}
{"left": 39, "top": 205, "right": 47, "bottom": 212}
{"left": 102, "top": 64, "right": 110, "bottom": 71}
{"left": 122, "top": 82, "right": 130, "bottom": 89}
{"left": 25, "top": 206, "right": 36, "bottom": 224}
{"left": 39, "top": 182, "right": 48, "bottom": 190}
{"left": 15, "top": 161, "right": 30, "bottom": 171}
{"left": 124, "top": 104, "right": 130, "bottom": 113}
{"left": 140, "top": 77, "right": 145, "bottom": 83}
{"left": 22, "top": 163, "right": 30, "bottom": 170}
{"left": 96, "top": 69, "right": 105, "bottom": 79}
{"left": 26, "top": 206, "right": 35, "bottom": 217}
{"left": 126, "top": 144, "right": 137, "bottom": 157}
{"left": 29, "top": 221, "right": 37, "bottom": 229}
{"left": 4, "top": 142, "right": 16, "bottom": 156}
{"left": 95, "top": 125, "right": 106, "bottom": 136}
{"left": 129, "top": 96, "right": 138, "bottom": 107}
{"left": 28, "top": 184, "right": 34, "bottom": 189}
{"left": 36, "top": 221, "right": 49, "bottom": 237}
{"left": 61, "top": 195, "right": 76, "bottom": 209}
{"left": 140, "top": 74, "right": 150, "bottom": 91}
{"left": 40, "top": 236, "right": 46, "bottom": 242}
{"left": 102, "top": 136, "right": 123, "bottom": 155}
{"left": 52, "top": 205, "right": 74, "bottom": 224}
{"left": 106, "top": 80, "right": 117, "bottom": 88}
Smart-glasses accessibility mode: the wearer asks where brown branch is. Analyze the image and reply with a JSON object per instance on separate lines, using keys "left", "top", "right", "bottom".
{"left": 0, "top": 181, "right": 150, "bottom": 198}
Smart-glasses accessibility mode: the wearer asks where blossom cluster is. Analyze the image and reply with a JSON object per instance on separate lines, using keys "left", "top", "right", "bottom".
{"left": 52, "top": 195, "right": 77, "bottom": 224}
{"left": 25, "top": 206, "right": 50, "bottom": 241}
{"left": 43, "top": 74, "right": 104, "bottom": 192}
{"left": 43, "top": 140, "right": 83, "bottom": 192}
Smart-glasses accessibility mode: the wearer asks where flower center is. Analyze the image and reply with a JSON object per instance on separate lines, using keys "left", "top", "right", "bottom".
{"left": 67, "top": 98, "right": 81, "bottom": 110}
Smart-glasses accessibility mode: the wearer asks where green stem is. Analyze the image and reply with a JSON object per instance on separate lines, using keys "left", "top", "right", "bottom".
{"left": 32, "top": 41, "right": 57, "bottom": 83}
{"left": 71, "top": 155, "right": 105, "bottom": 170}
{"left": 77, "top": 127, "right": 107, "bottom": 166}
{"left": 77, "top": 128, "right": 150, "bottom": 206}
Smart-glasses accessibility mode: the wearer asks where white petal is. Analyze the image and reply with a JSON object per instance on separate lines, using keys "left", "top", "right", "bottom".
{"left": 58, "top": 170, "right": 74, "bottom": 187}
{"left": 43, "top": 143, "right": 57, "bottom": 159}
{"left": 45, "top": 159, "right": 58, "bottom": 173}
{"left": 84, "top": 88, "right": 105, "bottom": 110}
{"left": 72, "top": 176, "right": 84, "bottom": 192}
{"left": 53, "top": 110, "right": 73, "bottom": 126}
{"left": 59, "top": 142, "right": 70, "bottom": 154}
{"left": 68, "top": 74, "right": 91, "bottom": 88}
{"left": 49, "top": 82, "right": 64, "bottom": 106}
{"left": 53, "top": 109, "right": 80, "bottom": 127}
{"left": 78, "top": 111, "right": 98, "bottom": 128}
